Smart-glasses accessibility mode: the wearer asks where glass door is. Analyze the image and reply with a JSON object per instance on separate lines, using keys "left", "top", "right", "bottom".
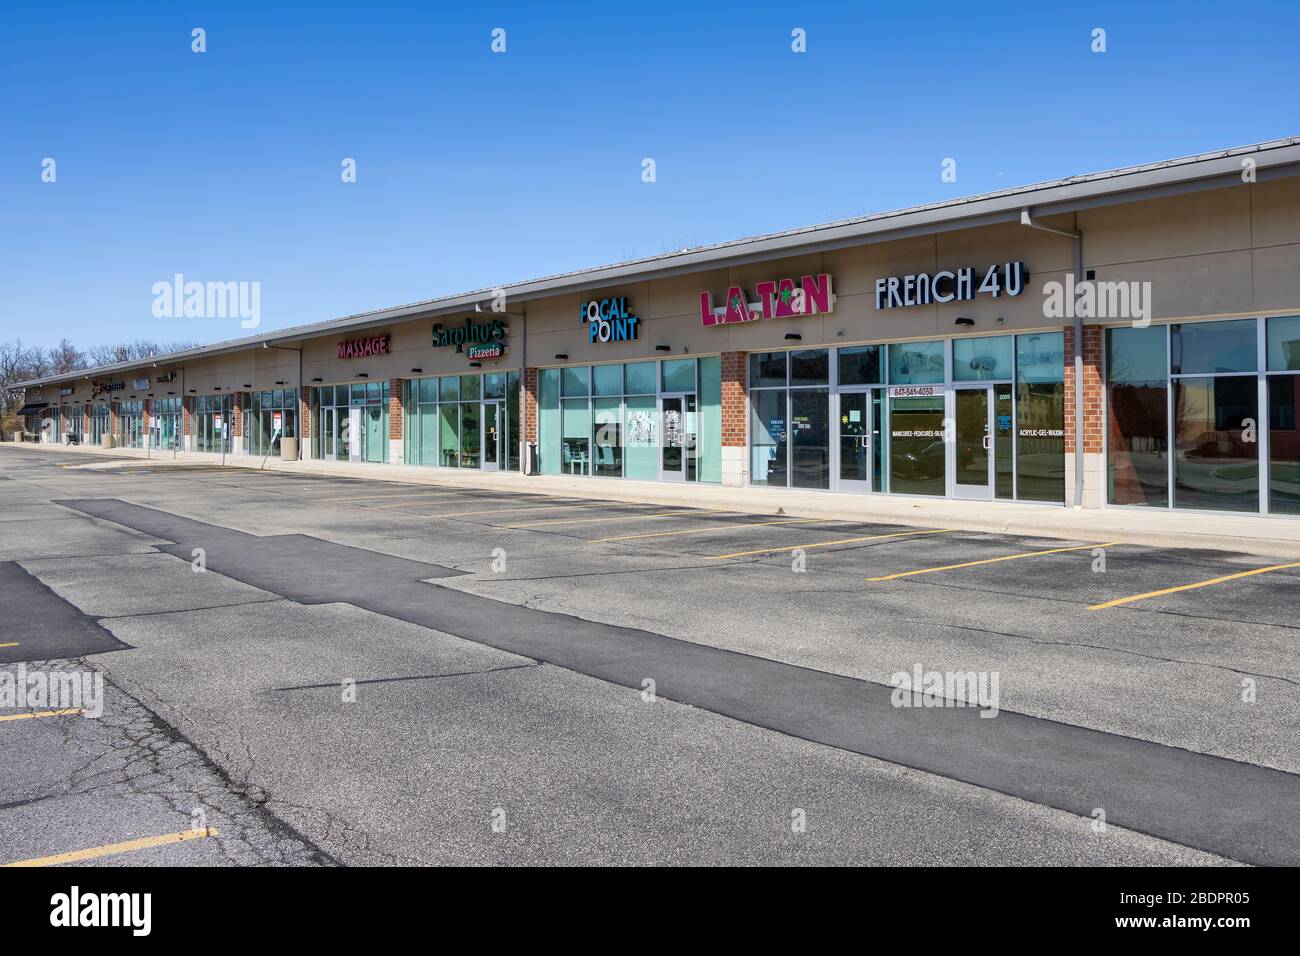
{"left": 481, "top": 401, "right": 500, "bottom": 471}
{"left": 837, "top": 390, "right": 871, "bottom": 493}
{"left": 660, "top": 393, "right": 697, "bottom": 481}
{"left": 954, "top": 386, "right": 993, "bottom": 500}
{"left": 365, "top": 406, "right": 384, "bottom": 463}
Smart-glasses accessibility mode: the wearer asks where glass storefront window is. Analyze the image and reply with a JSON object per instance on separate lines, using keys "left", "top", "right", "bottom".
{"left": 889, "top": 396, "right": 945, "bottom": 495}
{"left": 460, "top": 375, "right": 481, "bottom": 401}
{"left": 1268, "top": 374, "right": 1300, "bottom": 514}
{"left": 661, "top": 359, "right": 696, "bottom": 393}
{"left": 624, "top": 362, "right": 656, "bottom": 395}
{"left": 593, "top": 364, "right": 622, "bottom": 396}
{"left": 1266, "top": 315, "right": 1300, "bottom": 372}
{"left": 750, "top": 351, "right": 787, "bottom": 387}
{"left": 837, "top": 345, "right": 881, "bottom": 386}
{"left": 593, "top": 398, "right": 622, "bottom": 476}
{"left": 1173, "top": 376, "right": 1258, "bottom": 511}
{"left": 789, "top": 350, "right": 829, "bottom": 386}
{"left": 562, "top": 366, "right": 590, "bottom": 397}
{"left": 624, "top": 394, "right": 657, "bottom": 479}
{"left": 953, "top": 336, "right": 1013, "bottom": 381}
{"left": 1171, "top": 319, "right": 1257, "bottom": 374}
{"left": 1107, "top": 326, "right": 1169, "bottom": 506}
{"left": 750, "top": 389, "right": 788, "bottom": 487}
{"left": 561, "top": 398, "right": 590, "bottom": 474}
{"left": 889, "top": 341, "right": 944, "bottom": 384}
{"left": 439, "top": 376, "right": 459, "bottom": 402}
{"left": 790, "top": 389, "right": 829, "bottom": 488}
{"left": 1016, "top": 332, "right": 1065, "bottom": 502}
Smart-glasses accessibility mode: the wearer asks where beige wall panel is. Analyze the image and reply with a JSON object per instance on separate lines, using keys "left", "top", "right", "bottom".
{"left": 1092, "top": 250, "right": 1254, "bottom": 321}
{"left": 1251, "top": 177, "right": 1300, "bottom": 248}
{"left": 1251, "top": 244, "right": 1300, "bottom": 314}
{"left": 1080, "top": 186, "right": 1251, "bottom": 265}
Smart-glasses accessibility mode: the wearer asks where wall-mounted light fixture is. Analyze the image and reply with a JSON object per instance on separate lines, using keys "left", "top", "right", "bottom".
{"left": 469, "top": 362, "right": 482, "bottom": 368}
{"left": 410, "top": 368, "right": 423, "bottom": 374}
{"left": 274, "top": 380, "right": 285, "bottom": 386}
{"left": 784, "top": 333, "right": 802, "bottom": 341}
{"left": 243, "top": 384, "right": 252, "bottom": 388}
{"left": 189, "top": 389, "right": 197, "bottom": 394}
{"left": 955, "top": 317, "right": 975, "bottom": 326}
{"left": 357, "top": 373, "right": 369, "bottom": 378}
{"left": 554, "top": 353, "right": 568, "bottom": 361}
{"left": 655, "top": 344, "right": 671, "bottom": 352}
{"left": 213, "top": 386, "right": 222, "bottom": 391}
{"left": 167, "top": 391, "right": 175, "bottom": 396}
{"left": 311, "top": 377, "right": 323, "bottom": 383}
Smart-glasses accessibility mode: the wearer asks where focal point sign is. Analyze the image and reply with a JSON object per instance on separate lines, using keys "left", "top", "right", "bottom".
{"left": 699, "top": 274, "right": 834, "bottom": 326}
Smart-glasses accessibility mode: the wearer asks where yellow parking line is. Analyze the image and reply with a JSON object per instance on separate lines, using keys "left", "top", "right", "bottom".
{"left": 0, "top": 642, "right": 17, "bottom": 648}
{"left": 1089, "top": 560, "right": 1300, "bottom": 610}
{"left": 505, "top": 509, "right": 729, "bottom": 529}
{"left": 2, "top": 827, "right": 219, "bottom": 867}
{"left": 867, "top": 541, "right": 1118, "bottom": 582}
{"left": 589, "top": 516, "right": 827, "bottom": 543}
{"left": 0, "top": 708, "right": 83, "bottom": 723}
{"left": 708, "top": 528, "right": 952, "bottom": 559}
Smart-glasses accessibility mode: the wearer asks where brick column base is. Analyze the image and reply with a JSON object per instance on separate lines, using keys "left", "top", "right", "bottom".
{"left": 1063, "top": 324, "right": 1104, "bottom": 507}
{"left": 388, "top": 378, "right": 404, "bottom": 464}
{"left": 720, "top": 351, "right": 748, "bottom": 486}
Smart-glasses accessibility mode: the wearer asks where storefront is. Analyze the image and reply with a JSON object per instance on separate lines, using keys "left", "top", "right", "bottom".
{"left": 535, "top": 358, "right": 721, "bottom": 482}
{"left": 1106, "top": 315, "right": 1300, "bottom": 515}
{"left": 313, "top": 382, "right": 388, "bottom": 463}
{"left": 404, "top": 371, "right": 521, "bottom": 471}
{"left": 151, "top": 397, "right": 182, "bottom": 450}
{"left": 192, "top": 394, "right": 233, "bottom": 453}
{"left": 90, "top": 403, "right": 110, "bottom": 444}
{"left": 746, "top": 335, "right": 1063, "bottom": 501}
{"left": 245, "top": 389, "right": 297, "bottom": 457}
{"left": 116, "top": 400, "right": 144, "bottom": 449}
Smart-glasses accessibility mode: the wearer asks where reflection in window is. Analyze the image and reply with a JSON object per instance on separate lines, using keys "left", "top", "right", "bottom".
{"left": 1269, "top": 375, "right": 1300, "bottom": 514}
{"left": 1173, "top": 377, "right": 1258, "bottom": 512}
{"left": 1107, "top": 327, "right": 1169, "bottom": 506}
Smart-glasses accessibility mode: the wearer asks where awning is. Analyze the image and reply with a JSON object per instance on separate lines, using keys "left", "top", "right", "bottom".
{"left": 16, "top": 403, "right": 49, "bottom": 417}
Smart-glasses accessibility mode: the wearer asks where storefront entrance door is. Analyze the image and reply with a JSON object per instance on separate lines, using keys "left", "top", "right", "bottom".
{"left": 954, "top": 386, "right": 993, "bottom": 500}
{"left": 482, "top": 401, "right": 501, "bottom": 471}
{"left": 836, "top": 389, "right": 884, "bottom": 493}
{"left": 660, "top": 393, "right": 697, "bottom": 482}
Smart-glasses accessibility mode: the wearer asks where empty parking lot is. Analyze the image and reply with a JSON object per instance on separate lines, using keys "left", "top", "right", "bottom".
{"left": 2, "top": 447, "right": 1297, "bottom": 866}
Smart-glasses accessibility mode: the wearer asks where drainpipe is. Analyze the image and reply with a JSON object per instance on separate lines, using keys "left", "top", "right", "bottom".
{"left": 1020, "top": 209, "right": 1085, "bottom": 509}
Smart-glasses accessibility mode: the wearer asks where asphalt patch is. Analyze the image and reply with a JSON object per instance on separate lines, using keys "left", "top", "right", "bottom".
{"left": 0, "top": 562, "right": 131, "bottom": 663}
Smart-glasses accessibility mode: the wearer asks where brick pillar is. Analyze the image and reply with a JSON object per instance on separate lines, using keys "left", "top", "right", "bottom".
{"left": 523, "top": 367, "right": 538, "bottom": 443}
{"left": 182, "top": 397, "right": 192, "bottom": 444}
{"left": 388, "top": 378, "right": 404, "bottom": 464}
{"left": 109, "top": 403, "right": 119, "bottom": 440}
{"left": 299, "top": 387, "right": 312, "bottom": 460}
{"left": 1063, "top": 325, "right": 1103, "bottom": 507}
{"left": 232, "top": 395, "right": 243, "bottom": 442}
{"left": 720, "top": 351, "right": 747, "bottom": 486}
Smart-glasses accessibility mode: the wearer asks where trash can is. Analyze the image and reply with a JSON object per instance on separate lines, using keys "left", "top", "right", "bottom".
{"left": 280, "top": 437, "right": 298, "bottom": 461}
{"left": 102, "top": 434, "right": 115, "bottom": 449}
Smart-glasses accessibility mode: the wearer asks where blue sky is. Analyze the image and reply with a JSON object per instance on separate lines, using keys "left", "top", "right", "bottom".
{"left": 2, "top": 0, "right": 1298, "bottom": 350}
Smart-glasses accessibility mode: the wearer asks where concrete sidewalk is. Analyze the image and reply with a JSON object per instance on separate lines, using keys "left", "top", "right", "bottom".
{"left": 8, "top": 440, "right": 1300, "bottom": 558}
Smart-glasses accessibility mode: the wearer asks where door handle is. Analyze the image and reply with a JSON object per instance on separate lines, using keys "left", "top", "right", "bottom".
{"left": 981, "top": 435, "right": 991, "bottom": 451}
{"left": 861, "top": 436, "right": 870, "bottom": 449}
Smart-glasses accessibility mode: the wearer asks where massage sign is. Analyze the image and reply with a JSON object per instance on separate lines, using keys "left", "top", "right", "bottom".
{"left": 337, "top": 334, "right": 390, "bottom": 359}
{"left": 699, "top": 274, "right": 835, "bottom": 326}
{"left": 433, "top": 318, "right": 508, "bottom": 361}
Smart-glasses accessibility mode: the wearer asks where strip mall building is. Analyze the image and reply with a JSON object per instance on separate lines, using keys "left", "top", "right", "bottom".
{"left": 16, "top": 138, "right": 1300, "bottom": 515}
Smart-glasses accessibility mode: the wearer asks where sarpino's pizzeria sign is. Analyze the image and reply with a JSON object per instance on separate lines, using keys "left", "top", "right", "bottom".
{"left": 337, "top": 335, "right": 389, "bottom": 359}
{"left": 700, "top": 274, "right": 834, "bottom": 326}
